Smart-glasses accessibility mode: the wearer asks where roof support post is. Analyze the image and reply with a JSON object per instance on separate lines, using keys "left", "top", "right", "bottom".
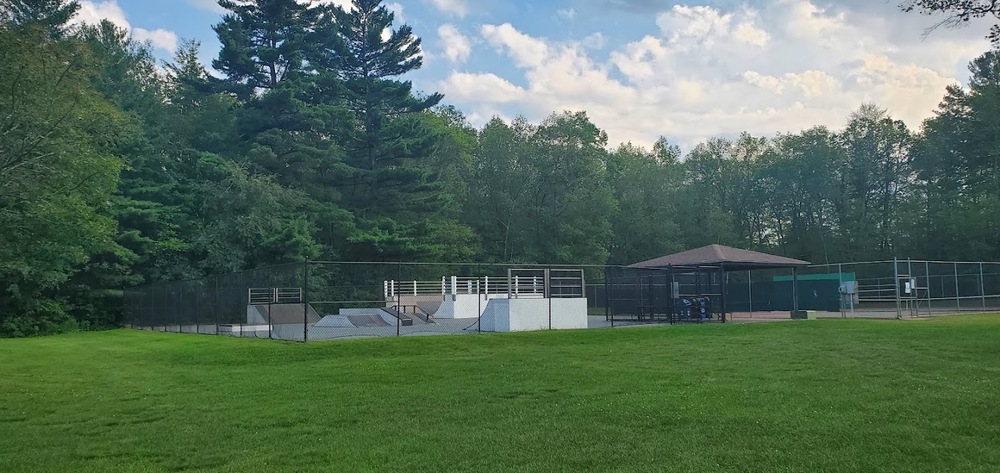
{"left": 792, "top": 266, "right": 800, "bottom": 314}
{"left": 720, "top": 264, "right": 727, "bottom": 323}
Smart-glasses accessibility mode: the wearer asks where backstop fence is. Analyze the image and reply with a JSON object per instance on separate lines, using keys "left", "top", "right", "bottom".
{"left": 123, "top": 259, "right": 1000, "bottom": 341}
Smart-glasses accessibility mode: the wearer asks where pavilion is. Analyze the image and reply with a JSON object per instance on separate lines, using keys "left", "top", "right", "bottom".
{"left": 623, "top": 244, "right": 811, "bottom": 322}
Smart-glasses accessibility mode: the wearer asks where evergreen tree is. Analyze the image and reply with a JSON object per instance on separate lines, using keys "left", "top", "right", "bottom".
{"left": 213, "top": 0, "right": 326, "bottom": 98}
{"left": 0, "top": 0, "right": 79, "bottom": 38}
{"left": 322, "top": 0, "right": 443, "bottom": 218}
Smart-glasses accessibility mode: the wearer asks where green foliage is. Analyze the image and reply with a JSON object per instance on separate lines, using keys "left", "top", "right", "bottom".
{"left": 0, "top": 25, "right": 127, "bottom": 336}
{"left": 763, "top": 127, "right": 843, "bottom": 262}
{"left": 213, "top": 0, "right": 324, "bottom": 97}
{"left": 606, "top": 141, "right": 684, "bottom": 264}
{"left": 909, "top": 51, "right": 1000, "bottom": 259}
{"left": 316, "top": 0, "right": 451, "bottom": 261}
{"left": 195, "top": 162, "right": 321, "bottom": 273}
{"left": 2, "top": 0, "right": 1000, "bottom": 336}
{"left": 468, "top": 112, "right": 614, "bottom": 264}
{"left": 0, "top": 0, "right": 79, "bottom": 38}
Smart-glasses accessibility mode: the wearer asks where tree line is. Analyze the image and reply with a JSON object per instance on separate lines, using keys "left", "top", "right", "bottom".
{"left": 1, "top": 0, "right": 998, "bottom": 336}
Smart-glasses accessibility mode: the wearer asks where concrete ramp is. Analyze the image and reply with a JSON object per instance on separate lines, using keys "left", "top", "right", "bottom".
{"left": 314, "top": 313, "right": 393, "bottom": 328}
{"left": 416, "top": 300, "right": 442, "bottom": 316}
{"left": 314, "top": 315, "right": 355, "bottom": 328}
{"left": 347, "top": 314, "right": 392, "bottom": 327}
{"left": 247, "top": 304, "right": 322, "bottom": 325}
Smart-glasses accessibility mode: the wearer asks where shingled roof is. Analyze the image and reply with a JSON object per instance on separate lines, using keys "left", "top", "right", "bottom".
{"left": 630, "top": 244, "right": 810, "bottom": 270}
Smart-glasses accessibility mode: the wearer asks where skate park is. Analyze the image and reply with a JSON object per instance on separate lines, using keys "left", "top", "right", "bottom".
{"left": 124, "top": 246, "right": 1000, "bottom": 341}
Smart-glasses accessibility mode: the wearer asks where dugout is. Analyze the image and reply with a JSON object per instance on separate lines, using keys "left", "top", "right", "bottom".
{"left": 607, "top": 244, "right": 811, "bottom": 323}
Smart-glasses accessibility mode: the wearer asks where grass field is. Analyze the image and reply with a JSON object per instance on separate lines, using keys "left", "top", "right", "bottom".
{"left": 2, "top": 316, "right": 1000, "bottom": 472}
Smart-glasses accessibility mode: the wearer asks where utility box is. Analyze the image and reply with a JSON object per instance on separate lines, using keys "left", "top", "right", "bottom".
{"left": 791, "top": 310, "right": 818, "bottom": 320}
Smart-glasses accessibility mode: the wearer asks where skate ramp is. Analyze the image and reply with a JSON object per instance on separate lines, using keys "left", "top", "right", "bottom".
{"left": 314, "top": 313, "right": 392, "bottom": 328}
{"left": 417, "top": 300, "right": 442, "bottom": 316}
{"left": 347, "top": 313, "right": 392, "bottom": 327}
{"left": 313, "top": 315, "right": 355, "bottom": 328}
{"left": 391, "top": 295, "right": 442, "bottom": 317}
{"left": 247, "top": 303, "right": 322, "bottom": 325}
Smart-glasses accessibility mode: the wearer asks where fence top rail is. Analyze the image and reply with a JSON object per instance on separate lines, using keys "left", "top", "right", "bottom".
{"left": 810, "top": 259, "right": 1000, "bottom": 267}
{"left": 129, "top": 258, "right": 1000, "bottom": 292}
{"left": 308, "top": 260, "right": 618, "bottom": 269}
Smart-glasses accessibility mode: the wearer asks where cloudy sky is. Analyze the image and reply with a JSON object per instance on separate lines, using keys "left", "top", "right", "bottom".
{"left": 74, "top": 0, "right": 993, "bottom": 149}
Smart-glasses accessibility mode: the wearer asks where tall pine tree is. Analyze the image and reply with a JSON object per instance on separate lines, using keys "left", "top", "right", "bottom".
{"left": 317, "top": 0, "right": 456, "bottom": 260}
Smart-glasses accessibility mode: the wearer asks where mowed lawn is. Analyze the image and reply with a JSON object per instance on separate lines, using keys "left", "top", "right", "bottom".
{"left": 2, "top": 317, "right": 1000, "bottom": 472}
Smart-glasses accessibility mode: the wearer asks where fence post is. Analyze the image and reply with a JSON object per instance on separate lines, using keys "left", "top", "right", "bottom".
{"left": 893, "top": 258, "right": 901, "bottom": 319}
{"left": 149, "top": 288, "right": 154, "bottom": 330}
{"left": 195, "top": 283, "right": 201, "bottom": 334}
{"left": 546, "top": 267, "right": 552, "bottom": 330}
{"left": 606, "top": 268, "right": 613, "bottom": 328}
{"left": 748, "top": 270, "right": 753, "bottom": 318}
{"left": 213, "top": 277, "right": 220, "bottom": 335}
{"left": 980, "top": 262, "right": 987, "bottom": 311}
{"left": 925, "top": 261, "right": 932, "bottom": 315}
{"left": 477, "top": 265, "right": 482, "bottom": 334}
{"left": 837, "top": 264, "right": 843, "bottom": 318}
{"left": 954, "top": 262, "right": 961, "bottom": 312}
{"left": 178, "top": 285, "right": 184, "bottom": 333}
{"left": 397, "top": 262, "right": 402, "bottom": 337}
{"left": 907, "top": 258, "right": 914, "bottom": 317}
{"left": 303, "top": 260, "right": 310, "bottom": 343}
{"left": 720, "top": 265, "right": 727, "bottom": 323}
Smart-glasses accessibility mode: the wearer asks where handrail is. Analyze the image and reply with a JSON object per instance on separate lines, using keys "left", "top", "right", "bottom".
{"left": 383, "top": 276, "right": 549, "bottom": 298}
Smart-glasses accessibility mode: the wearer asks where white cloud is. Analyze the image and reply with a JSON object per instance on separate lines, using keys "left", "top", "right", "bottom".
{"left": 429, "top": 0, "right": 468, "bottom": 18}
{"left": 482, "top": 23, "right": 549, "bottom": 68}
{"left": 582, "top": 32, "right": 605, "bottom": 50}
{"left": 744, "top": 70, "right": 840, "bottom": 98}
{"left": 133, "top": 27, "right": 179, "bottom": 53}
{"left": 557, "top": 8, "right": 576, "bottom": 20}
{"left": 734, "top": 22, "right": 769, "bottom": 47}
{"left": 440, "top": 1, "right": 985, "bottom": 150}
{"left": 74, "top": 0, "right": 129, "bottom": 30}
{"left": 187, "top": 0, "right": 225, "bottom": 14}
{"left": 438, "top": 72, "right": 526, "bottom": 103}
{"left": 74, "top": 1, "right": 180, "bottom": 53}
{"left": 656, "top": 5, "right": 732, "bottom": 46}
{"left": 744, "top": 71, "right": 786, "bottom": 94}
{"left": 438, "top": 24, "right": 471, "bottom": 63}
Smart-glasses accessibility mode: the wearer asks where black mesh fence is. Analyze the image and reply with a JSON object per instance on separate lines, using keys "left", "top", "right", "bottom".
{"left": 125, "top": 262, "right": 624, "bottom": 340}
{"left": 123, "top": 259, "right": 1000, "bottom": 341}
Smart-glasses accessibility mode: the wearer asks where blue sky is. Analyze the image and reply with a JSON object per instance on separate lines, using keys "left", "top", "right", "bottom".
{"left": 74, "top": 0, "right": 994, "bottom": 149}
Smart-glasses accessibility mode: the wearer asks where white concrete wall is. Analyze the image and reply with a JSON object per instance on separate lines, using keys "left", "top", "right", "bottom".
{"left": 479, "top": 298, "right": 588, "bottom": 332}
{"left": 548, "top": 298, "right": 589, "bottom": 330}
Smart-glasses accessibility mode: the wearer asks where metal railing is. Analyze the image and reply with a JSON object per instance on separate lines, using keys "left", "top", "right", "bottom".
{"left": 122, "top": 259, "right": 1000, "bottom": 343}
{"left": 248, "top": 287, "right": 303, "bottom": 304}
{"left": 383, "top": 275, "right": 549, "bottom": 299}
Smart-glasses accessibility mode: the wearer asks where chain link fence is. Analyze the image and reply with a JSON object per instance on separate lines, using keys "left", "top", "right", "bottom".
{"left": 126, "top": 262, "right": 620, "bottom": 341}
{"left": 124, "top": 259, "right": 1000, "bottom": 341}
